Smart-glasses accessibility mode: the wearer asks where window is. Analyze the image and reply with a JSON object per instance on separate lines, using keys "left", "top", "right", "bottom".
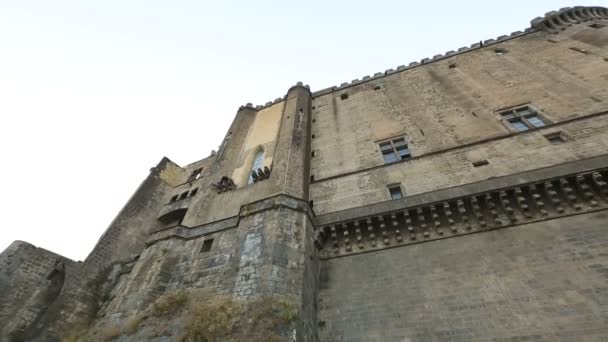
{"left": 388, "top": 185, "right": 403, "bottom": 200}
{"left": 189, "top": 188, "right": 199, "bottom": 197}
{"left": 189, "top": 168, "right": 203, "bottom": 181}
{"left": 498, "top": 105, "right": 548, "bottom": 132}
{"left": 570, "top": 47, "right": 590, "bottom": 55}
{"left": 495, "top": 48, "right": 508, "bottom": 55}
{"left": 473, "top": 160, "right": 489, "bottom": 167}
{"left": 201, "top": 239, "right": 213, "bottom": 253}
{"left": 248, "top": 151, "right": 264, "bottom": 184}
{"left": 170, "top": 195, "right": 179, "bottom": 203}
{"left": 544, "top": 132, "right": 567, "bottom": 144}
{"left": 379, "top": 137, "right": 411, "bottom": 164}
{"left": 179, "top": 191, "right": 189, "bottom": 200}
{"left": 340, "top": 93, "right": 349, "bottom": 100}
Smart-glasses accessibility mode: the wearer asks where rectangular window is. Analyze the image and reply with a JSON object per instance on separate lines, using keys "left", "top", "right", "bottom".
{"left": 499, "top": 105, "right": 549, "bottom": 132}
{"left": 379, "top": 137, "right": 412, "bottom": 164}
{"left": 388, "top": 185, "right": 403, "bottom": 200}
{"left": 201, "top": 239, "right": 214, "bottom": 253}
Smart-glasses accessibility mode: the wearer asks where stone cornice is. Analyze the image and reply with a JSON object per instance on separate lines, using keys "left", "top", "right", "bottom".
{"left": 316, "top": 161, "right": 608, "bottom": 259}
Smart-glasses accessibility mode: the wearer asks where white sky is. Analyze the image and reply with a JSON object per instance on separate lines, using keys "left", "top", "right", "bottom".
{"left": 1, "top": 0, "right": 605, "bottom": 260}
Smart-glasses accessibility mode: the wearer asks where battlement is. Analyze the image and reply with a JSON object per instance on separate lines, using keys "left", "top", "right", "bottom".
{"left": 531, "top": 6, "right": 608, "bottom": 33}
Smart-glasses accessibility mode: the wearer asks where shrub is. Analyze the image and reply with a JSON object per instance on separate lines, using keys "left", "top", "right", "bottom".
{"left": 152, "top": 290, "right": 188, "bottom": 316}
{"left": 101, "top": 324, "right": 122, "bottom": 340}
{"left": 123, "top": 314, "right": 144, "bottom": 335}
{"left": 182, "top": 298, "right": 242, "bottom": 342}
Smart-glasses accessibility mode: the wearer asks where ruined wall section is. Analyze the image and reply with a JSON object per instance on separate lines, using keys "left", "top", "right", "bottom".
{"left": 0, "top": 241, "right": 79, "bottom": 341}
{"left": 30, "top": 157, "right": 178, "bottom": 340}
{"left": 318, "top": 210, "right": 608, "bottom": 342}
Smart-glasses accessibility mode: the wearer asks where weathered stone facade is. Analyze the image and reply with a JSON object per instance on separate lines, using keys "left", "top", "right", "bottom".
{"left": 1, "top": 6, "right": 608, "bottom": 342}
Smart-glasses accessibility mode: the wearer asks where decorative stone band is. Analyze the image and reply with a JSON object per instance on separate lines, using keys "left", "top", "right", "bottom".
{"left": 315, "top": 168, "right": 608, "bottom": 259}
{"left": 531, "top": 6, "right": 608, "bottom": 34}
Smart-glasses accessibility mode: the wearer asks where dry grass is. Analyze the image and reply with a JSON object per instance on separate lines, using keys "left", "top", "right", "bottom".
{"left": 180, "top": 295, "right": 298, "bottom": 342}
{"left": 123, "top": 314, "right": 145, "bottom": 336}
{"left": 101, "top": 323, "right": 122, "bottom": 340}
{"left": 152, "top": 290, "right": 188, "bottom": 316}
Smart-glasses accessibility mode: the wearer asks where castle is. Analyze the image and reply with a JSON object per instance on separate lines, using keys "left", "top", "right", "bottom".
{"left": 1, "top": 6, "right": 608, "bottom": 341}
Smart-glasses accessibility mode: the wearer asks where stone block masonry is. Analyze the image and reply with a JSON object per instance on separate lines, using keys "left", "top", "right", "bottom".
{"left": 1, "top": 5, "right": 608, "bottom": 341}
{"left": 318, "top": 211, "right": 608, "bottom": 342}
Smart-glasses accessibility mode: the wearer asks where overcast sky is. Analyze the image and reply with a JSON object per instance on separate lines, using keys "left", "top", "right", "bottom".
{"left": 1, "top": 0, "right": 605, "bottom": 260}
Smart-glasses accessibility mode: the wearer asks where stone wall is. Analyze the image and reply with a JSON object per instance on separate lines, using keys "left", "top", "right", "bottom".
{"left": 310, "top": 19, "right": 608, "bottom": 214}
{"left": 318, "top": 210, "right": 608, "bottom": 342}
{"left": 0, "top": 241, "right": 79, "bottom": 341}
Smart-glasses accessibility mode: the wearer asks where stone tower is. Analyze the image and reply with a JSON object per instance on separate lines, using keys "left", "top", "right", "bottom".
{"left": 1, "top": 5, "right": 608, "bottom": 342}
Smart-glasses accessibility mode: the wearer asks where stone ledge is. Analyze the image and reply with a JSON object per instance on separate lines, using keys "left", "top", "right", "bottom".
{"left": 145, "top": 194, "right": 314, "bottom": 247}
{"left": 316, "top": 165, "right": 608, "bottom": 258}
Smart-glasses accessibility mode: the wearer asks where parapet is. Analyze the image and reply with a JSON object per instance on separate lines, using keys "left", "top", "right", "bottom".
{"left": 531, "top": 6, "right": 608, "bottom": 34}
{"left": 311, "top": 6, "right": 607, "bottom": 99}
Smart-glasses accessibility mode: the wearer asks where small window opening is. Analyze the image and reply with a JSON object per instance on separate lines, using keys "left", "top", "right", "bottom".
{"left": 179, "top": 192, "right": 189, "bottom": 200}
{"left": 589, "top": 23, "right": 606, "bottom": 29}
{"left": 311, "top": 175, "right": 315, "bottom": 182}
{"left": 494, "top": 48, "right": 508, "bottom": 55}
{"left": 544, "top": 132, "right": 567, "bottom": 144}
{"left": 312, "top": 106, "right": 316, "bottom": 110}
{"left": 312, "top": 134, "right": 316, "bottom": 139}
{"left": 473, "top": 160, "right": 489, "bottom": 167}
{"left": 570, "top": 47, "right": 589, "bottom": 55}
{"left": 189, "top": 188, "right": 199, "bottom": 197}
{"left": 340, "top": 93, "right": 349, "bottom": 100}
{"left": 312, "top": 119, "right": 316, "bottom": 123}
{"left": 309, "top": 200, "right": 314, "bottom": 208}
{"left": 388, "top": 185, "right": 403, "bottom": 200}
{"left": 170, "top": 195, "right": 179, "bottom": 203}
{"left": 201, "top": 239, "right": 214, "bottom": 253}
{"left": 374, "top": 85, "right": 382, "bottom": 90}
{"left": 189, "top": 168, "right": 203, "bottom": 181}
{"left": 498, "top": 105, "right": 548, "bottom": 132}
{"left": 448, "top": 63, "right": 457, "bottom": 69}
{"left": 311, "top": 151, "right": 315, "bottom": 157}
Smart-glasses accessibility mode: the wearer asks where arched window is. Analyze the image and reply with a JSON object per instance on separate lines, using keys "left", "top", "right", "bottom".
{"left": 248, "top": 151, "right": 264, "bottom": 184}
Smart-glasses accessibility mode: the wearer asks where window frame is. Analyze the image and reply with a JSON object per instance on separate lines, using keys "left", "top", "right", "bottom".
{"left": 387, "top": 184, "right": 404, "bottom": 200}
{"left": 497, "top": 105, "right": 549, "bottom": 132}
{"left": 378, "top": 136, "right": 412, "bottom": 164}
{"left": 248, "top": 151, "right": 265, "bottom": 184}
{"left": 189, "top": 168, "right": 203, "bottom": 181}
